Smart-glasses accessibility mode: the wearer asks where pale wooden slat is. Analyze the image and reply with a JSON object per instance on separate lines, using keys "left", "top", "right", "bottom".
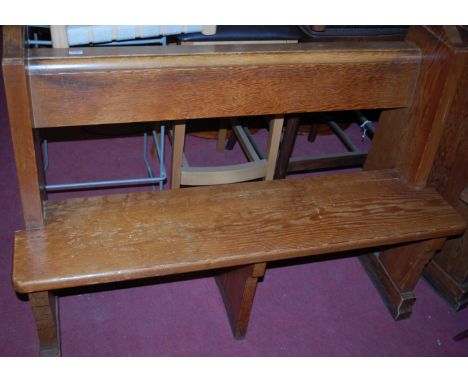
{"left": 50, "top": 26, "right": 69, "bottom": 49}
{"left": 216, "top": 125, "right": 228, "bottom": 152}
{"left": 180, "top": 161, "right": 268, "bottom": 186}
{"left": 265, "top": 117, "right": 284, "bottom": 180}
{"left": 170, "top": 123, "right": 186, "bottom": 189}
{"left": 232, "top": 124, "right": 260, "bottom": 162}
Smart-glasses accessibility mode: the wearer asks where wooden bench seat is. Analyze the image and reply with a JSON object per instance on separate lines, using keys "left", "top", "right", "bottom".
{"left": 14, "top": 169, "right": 464, "bottom": 293}
{"left": 12, "top": 169, "right": 465, "bottom": 355}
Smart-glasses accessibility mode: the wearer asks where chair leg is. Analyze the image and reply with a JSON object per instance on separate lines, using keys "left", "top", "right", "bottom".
{"left": 171, "top": 122, "right": 186, "bottom": 189}
{"left": 225, "top": 130, "right": 238, "bottom": 150}
{"left": 265, "top": 117, "right": 284, "bottom": 180}
{"left": 29, "top": 291, "right": 61, "bottom": 356}
{"left": 360, "top": 238, "right": 446, "bottom": 320}
{"left": 274, "top": 117, "right": 301, "bottom": 179}
{"left": 307, "top": 123, "right": 320, "bottom": 142}
{"left": 217, "top": 120, "right": 228, "bottom": 152}
{"left": 216, "top": 263, "right": 267, "bottom": 339}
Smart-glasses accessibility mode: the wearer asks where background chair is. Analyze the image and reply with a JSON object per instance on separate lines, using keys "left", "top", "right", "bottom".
{"left": 170, "top": 117, "right": 283, "bottom": 188}
{"left": 275, "top": 111, "right": 376, "bottom": 179}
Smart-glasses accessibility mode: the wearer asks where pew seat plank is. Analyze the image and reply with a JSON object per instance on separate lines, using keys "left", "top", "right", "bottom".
{"left": 13, "top": 169, "right": 465, "bottom": 294}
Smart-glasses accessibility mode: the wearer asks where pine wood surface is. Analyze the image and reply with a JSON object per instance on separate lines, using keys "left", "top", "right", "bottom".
{"left": 26, "top": 41, "right": 420, "bottom": 128}
{"left": 13, "top": 170, "right": 465, "bottom": 293}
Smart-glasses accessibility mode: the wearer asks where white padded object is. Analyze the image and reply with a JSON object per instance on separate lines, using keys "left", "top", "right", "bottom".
{"left": 66, "top": 25, "right": 214, "bottom": 46}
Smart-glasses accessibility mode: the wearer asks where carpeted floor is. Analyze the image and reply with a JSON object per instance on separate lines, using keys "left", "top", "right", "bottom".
{"left": 1, "top": 38, "right": 467, "bottom": 357}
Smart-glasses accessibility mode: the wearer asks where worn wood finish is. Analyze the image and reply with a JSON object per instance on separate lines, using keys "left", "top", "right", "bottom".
{"left": 424, "top": 260, "right": 468, "bottom": 311}
{"left": 423, "top": 42, "right": 468, "bottom": 310}
{"left": 29, "top": 292, "right": 61, "bottom": 356}
{"left": 216, "top": 263, "right": 266, "bottom": 338}
{"left": 379, "top": 238, "right": 446, "bottom": 291}
{"left": 360, "top": 239, "right": 445, "bottom": 320}
{"left": 2, "top": 26, "right": 46, "bottom": 228}
{"left": 27, "top": 42, "right": 420, "bottom": 128}
{"left": 12, "top": 170, "right": 465, "bottom": 294}
{"left": 361, "top": 26, "right": 468, "bottom": 315}
{"left": 359, "top": 252, "right": 415, "bottom": 320}
{"left": 365, "top": 26, "right": 467, "bottom": 187}
{"left": 5, "top": 26, "right": 467, "bottom": 353}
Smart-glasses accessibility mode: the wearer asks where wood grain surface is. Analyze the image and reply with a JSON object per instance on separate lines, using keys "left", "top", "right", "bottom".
{"left": 422, "top": 37, "right": 468, "bottom": 310}
{"left": 29, "top": 292, "right": 61, "bottom": 356}
{"left": 27, "top": 41, "right": 420, "bottom": 128}
{"left": 365, "top": 26, "right": 468, "bottom": 187}
{"left": 216, "top": 263, "right": 266, "bottom": 338}
{"left": 2, "top": 26, "right": 46, "bottom": 227}
{"left": 13, "top": 170, "right": 465, "bottom": 293}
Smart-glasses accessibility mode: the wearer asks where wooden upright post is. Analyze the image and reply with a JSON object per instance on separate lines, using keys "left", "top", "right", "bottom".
{"left": 171, "top": 122, "right": 187, "bottom": 189}
{"left": 2, "top": 26, "right": 46, "bottom": 228}
{"left": 362, "top": 26, "right": 467, "bottom": 319}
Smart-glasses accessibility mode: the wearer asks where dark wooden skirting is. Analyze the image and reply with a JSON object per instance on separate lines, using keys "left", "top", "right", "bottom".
{"left": 359, "top": 252, "right": 416, "bottom": 320}
{"left": 424, "top": 260, "right": 468, "bottom": 311}
{"left": 288, "top": 152, "right": 367, "bottom": 173}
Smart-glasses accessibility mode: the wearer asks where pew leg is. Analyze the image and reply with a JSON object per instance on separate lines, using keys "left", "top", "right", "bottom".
{"left": 423, "top": 258, "right": 468, "bottom": 311}
{"left": 360, "top": 238, "right": 446, "bottom": 320}
{"left": 29, "top": 291, "right": 61, "bottom": 356}
{"left": 216, "top": 263, "right": 266, "bottom": 339}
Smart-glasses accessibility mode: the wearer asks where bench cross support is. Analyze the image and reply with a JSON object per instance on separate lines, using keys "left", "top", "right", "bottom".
{"left": 216, "top": 263, "right": 267, "bottom": 339}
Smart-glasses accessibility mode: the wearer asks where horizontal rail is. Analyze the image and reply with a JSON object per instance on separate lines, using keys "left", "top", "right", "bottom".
{"left": 25, "top": 41, "right": 421, "bottom": 128}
